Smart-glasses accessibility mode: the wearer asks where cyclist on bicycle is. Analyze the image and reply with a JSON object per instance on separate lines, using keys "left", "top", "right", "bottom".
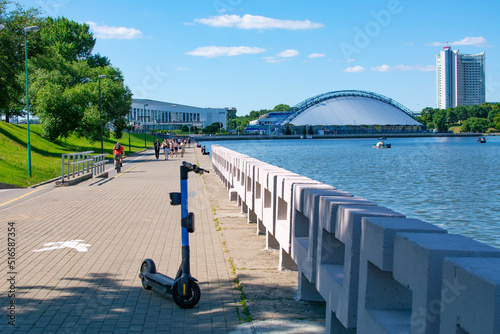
{"left": 113, "top": 142, "right": 124, "bottom": 167}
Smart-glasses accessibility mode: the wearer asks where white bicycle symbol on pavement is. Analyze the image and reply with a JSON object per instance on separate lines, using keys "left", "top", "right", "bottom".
{"left": 33, "top": 239, "right": 91, "bottom": 253}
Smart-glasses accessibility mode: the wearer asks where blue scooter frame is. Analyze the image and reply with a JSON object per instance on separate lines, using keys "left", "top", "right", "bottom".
{"left": 139, "top": 161, "right": 208, "bottom": 308}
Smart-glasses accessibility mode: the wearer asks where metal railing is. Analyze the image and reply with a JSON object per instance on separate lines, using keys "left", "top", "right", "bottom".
{"left": 92, "top": 154, "right": 107, "bottom": 176}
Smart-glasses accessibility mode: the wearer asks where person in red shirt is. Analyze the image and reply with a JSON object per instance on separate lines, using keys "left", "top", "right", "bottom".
{"left": 113, "top": 142, "right": 124, "bottom": 167}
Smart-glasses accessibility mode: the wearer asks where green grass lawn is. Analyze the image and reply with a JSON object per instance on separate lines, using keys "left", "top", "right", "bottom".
{"left": 0, "top": 122, "right": 158, "bottom": 187}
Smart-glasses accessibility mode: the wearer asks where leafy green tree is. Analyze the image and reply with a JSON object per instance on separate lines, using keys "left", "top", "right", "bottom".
{"left": 273, "top": 104, "right": 290, "bottom": 111}
{"left": 28, "top": 18, "right": 131, "bottom": 141}
{"left": 445, "top": 108, "right": 458, "bottom": 124}
{"left": 469, "top": 105, "right": 487, "bottom": 119}
{"left": 432, "top": 110, "right": 448, "bottom": 132}
{"left": 0, "top": 1, "right": 44, "bottom": 122}
{"left": 460, "top": 117, "right": 490, "bottom": 133}
{"left": 494, "top": 113, "right": 500, "bottom": 131}
{"left": 40, "top": 17, "right": 95, "bottom": 61}
{"left": 454, "top": 106, "right": 468, "bottom": 121}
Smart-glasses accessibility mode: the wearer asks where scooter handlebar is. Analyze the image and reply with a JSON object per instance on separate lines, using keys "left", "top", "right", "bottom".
{"left": 182, "top": 161, "right": 210, "bottom": 174}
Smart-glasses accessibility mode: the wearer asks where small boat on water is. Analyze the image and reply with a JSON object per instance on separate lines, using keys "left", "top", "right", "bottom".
{"left": 373, "top": 143, "right": 391, "bottom": 148}
{"left": 477, "top": 137, "right": 486, "bottom": 143}
{"left": 372, "top": 141, "right": 391, "bottom": 148}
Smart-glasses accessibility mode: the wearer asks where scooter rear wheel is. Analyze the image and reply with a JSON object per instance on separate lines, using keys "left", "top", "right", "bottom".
{"left": 173, "top": 280, "right": 200, "bottom": 309}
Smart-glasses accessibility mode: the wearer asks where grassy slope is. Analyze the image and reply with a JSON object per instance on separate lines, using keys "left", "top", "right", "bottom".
{"left": 0, "top": 122, "right": 158, "bottom": 187}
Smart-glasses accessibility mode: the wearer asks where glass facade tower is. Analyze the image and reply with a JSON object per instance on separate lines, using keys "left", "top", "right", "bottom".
{"left": 436, "top": 47, "right": 485, "bottom": 109}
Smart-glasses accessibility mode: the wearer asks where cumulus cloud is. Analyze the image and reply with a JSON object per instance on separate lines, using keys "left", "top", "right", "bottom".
{"left": 370, "top": 64, "right": 435, "bottom": 72}
{"left": 194, "top": 14, "right": 324, "bottom": 30}
{"left": 308, "top": 53, "right": 326, "bottom": 59}
{"left": 277, "top": 49, "right": 299, "bottom": 58}
{"left": 186, "top": 46, "right": 267, "bottom": 58}
{"left": 427, "top": 36, "right": 490, "bottom": 47}
{"left": 86, "top": 21, "right": 143, "bottom": 39}
{"left": 343, "top": 65, "right": 366, "bottom": 73}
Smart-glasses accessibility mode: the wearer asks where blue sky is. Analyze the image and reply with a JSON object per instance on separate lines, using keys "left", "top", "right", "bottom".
{"left": 18, "top": 0, "right": 500, "bottom": 115}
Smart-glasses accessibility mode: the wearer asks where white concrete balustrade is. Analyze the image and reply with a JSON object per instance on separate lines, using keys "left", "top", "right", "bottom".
{"left": 211, "top": 145, "right": 500, "bottom": 334}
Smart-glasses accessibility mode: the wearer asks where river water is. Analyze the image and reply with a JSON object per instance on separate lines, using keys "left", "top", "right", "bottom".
{"left": 199, "top": 136, "right": 500, "bottom": 248}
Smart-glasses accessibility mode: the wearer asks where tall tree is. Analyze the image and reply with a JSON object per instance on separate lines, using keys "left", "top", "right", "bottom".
{"left": 0, "top": 1, "right": 44, "bottom": 122}
{"left": 29, "top": 17, "right": 131, "bottom": 141}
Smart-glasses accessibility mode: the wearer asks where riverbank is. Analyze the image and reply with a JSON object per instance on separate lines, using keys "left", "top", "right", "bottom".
{"left": 193, "top": 132, "right": 487, "bottom": 141}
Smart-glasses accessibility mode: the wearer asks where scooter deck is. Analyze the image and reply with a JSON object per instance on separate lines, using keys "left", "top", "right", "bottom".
{"left": 142, "top": 272, "right": 175, "bottom": 293}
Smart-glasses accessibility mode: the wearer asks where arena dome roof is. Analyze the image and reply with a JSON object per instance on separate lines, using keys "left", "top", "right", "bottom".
{"left": 282, "top": 90, "right": 421, "bottom": 126}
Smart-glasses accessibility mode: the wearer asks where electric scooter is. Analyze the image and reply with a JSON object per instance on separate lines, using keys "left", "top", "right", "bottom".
{"left": 139, "top": 161, "right": 209, "bottom": 308}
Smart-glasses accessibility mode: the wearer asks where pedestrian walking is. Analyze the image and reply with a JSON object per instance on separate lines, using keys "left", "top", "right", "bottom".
{"left": 154, "top": 139, "right": 161, "bottom": 160}
{"left": 180, "top": 139, "right": 186, "bottom": 158}
{"left": 162, "top": 139, "right": 170, "bottom": 160}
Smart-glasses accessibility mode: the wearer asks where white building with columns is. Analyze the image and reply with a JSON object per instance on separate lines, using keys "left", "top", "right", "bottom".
{"left": 129, "top": 99, "right": 234, "bottom": 132}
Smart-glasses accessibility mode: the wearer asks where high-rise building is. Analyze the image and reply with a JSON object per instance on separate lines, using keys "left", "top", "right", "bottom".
{"left": 436, "top": 47, "right": 485, "bottom": 109}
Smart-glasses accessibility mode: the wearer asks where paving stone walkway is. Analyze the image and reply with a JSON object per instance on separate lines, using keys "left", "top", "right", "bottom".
{"left": 0, "top": 147, "right": 240, "bottom": 333}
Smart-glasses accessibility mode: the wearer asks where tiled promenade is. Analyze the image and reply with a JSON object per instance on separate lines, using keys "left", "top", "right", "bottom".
{"left": 0, "top": 147, "right": 240, "bottom": 333}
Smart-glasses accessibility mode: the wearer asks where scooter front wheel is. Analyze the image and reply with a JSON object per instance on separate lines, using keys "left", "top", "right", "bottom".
{"left": 140, "top": 259, "right": 156, "bottom": 290}
{"left": 173, "top": 280, "right": 200, "bottom": 309}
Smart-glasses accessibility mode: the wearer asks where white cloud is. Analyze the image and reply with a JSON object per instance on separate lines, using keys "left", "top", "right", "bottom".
{"left": 337, "top": 58, "right": 355, "bottom": 63}
{"left": 343, "top": 65, "right": 366, "bottom": 73}
{"left": 370, "top": 64, "right": 435, "bottom": 72}
{"left": 427, "top": 36, "right": 490, "bottom": 47}
{"left": 194, "top": 14, "right": 324, "bottom": 30}
{"left": 277, "top": 49, "right": 299, "bottom": 58}
{"left": 86, "top": 21, "right": 142, "bottom": 39}
{"left": 186, "top": 46, "right": 267, "bottom": 58}
{"left": 308, "top": 53, "right": 326, "bottom": 59}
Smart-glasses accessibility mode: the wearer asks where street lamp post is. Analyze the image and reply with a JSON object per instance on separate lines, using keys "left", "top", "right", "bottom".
{"left": 24, "top": 25, "right": 39, "bottom": 178}
{"left": 143, "top": 104, "right": 148, "bottom": 148}
{"left": 128, "top": 111, "right": 131, "bottom": 154}
{"left": 98, "top": 75, "right": 106, "bottom": 154}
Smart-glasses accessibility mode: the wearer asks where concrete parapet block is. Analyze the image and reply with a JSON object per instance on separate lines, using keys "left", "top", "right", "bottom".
{"left": 254, "top": 164, "right": 284, "bottom": 223}
{"left": 328, "top": 205, "right": 405, "bottom": 329}
{"left": 279, "top": 247, "right": 298, "bottom": 271}
{"left": 316, "top": 197, "right": 377, "bottom": 304}
{"left": 266, "top": 231, "right": 280, "bottom": 250}
{"left": 292, "top": 186, "right": 351, "bottom": 285}
{"left": 228, "top": 188, "right": 238, "bottom": 202}
{"left": 297, "top": 271, "right": 324, "bottom": 302}
{"left": 440, "top": 257, "right": 500, "bottom": 334}
{"left": 393, "top": 233, "right": 500, "bottom": 334}
{"left": 261, "top": 168, "right": 295, "bottom": 237}
{"left": 275, "top": 175, "right": 320, "bottom": 254}
{"left": 357, "top": 218, "right": 447, "bottom": 334}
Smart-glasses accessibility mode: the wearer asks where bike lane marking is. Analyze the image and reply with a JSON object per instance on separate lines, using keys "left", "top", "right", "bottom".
{"left": 114, "top": 155, "right": 155, "bottom": 178}
{"left": 0, "top": 187, "right": 44, "bottom": 207}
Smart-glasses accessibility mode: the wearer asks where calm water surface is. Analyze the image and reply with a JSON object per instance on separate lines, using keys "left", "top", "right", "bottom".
{"left": 200, "top": 136, "right": 500, "bottom": 248}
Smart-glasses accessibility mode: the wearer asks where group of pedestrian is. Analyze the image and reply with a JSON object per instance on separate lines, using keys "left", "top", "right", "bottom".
{"left": 153, "top": 138, "right": 189, "bottom": 160}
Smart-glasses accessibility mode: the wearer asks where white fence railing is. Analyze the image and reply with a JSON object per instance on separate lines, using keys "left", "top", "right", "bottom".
{"left": 211, "top": 144, "right": 500, "bottom": 334}
{"left": 60, "top": 152, "right": 109, "bottom": 184}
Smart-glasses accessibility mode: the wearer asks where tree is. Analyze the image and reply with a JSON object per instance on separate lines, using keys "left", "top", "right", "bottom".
{"left": 469, "top": 105, "right": 487, "bottom": 119}
{"left": 454, "top": 106, "right": 468, "bottom": 121}
{"left": 460, "top": 117, "right": 490, "bottom": 133}
{"left": 494, "top": 113, "right": 500, "bottom": 131}
{"left": 273, "top": 104, "right": 290, "bottom": 111}
{"left": 432, "top": 110, "right": 448, "bottom": 132}
{"left": 445, "top": 108, "right": 458, "bottom": 124}
{"left": 40, "top": 17, "right": 95, "bottom": 61}
{"left": 0, "top": 1, "right": 44, "bottom": 122}
{"left": 28, "top": 18, "right": 131, "bottom": 141}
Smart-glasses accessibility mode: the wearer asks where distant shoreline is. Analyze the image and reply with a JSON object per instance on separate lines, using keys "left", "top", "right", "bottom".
{"left": 193, "top": 132, "right": 493, "bottom": 141}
